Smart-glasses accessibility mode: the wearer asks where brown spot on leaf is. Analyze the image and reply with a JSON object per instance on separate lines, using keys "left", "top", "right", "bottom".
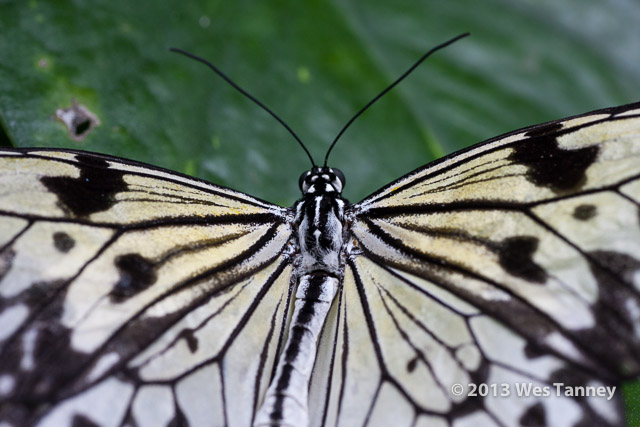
{"left": 55, "top": 101, "right": 100, "bottom": 141}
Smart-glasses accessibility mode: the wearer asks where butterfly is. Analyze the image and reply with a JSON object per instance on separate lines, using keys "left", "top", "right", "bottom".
{"left": 1, "top": 35, "right": 639, "bottom": 427}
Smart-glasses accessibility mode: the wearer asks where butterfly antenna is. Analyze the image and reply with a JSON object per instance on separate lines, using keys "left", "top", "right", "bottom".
{"left": 170, "top": 48, "right": 317, "bottom": 168}
{"left": 323, "top": 33, "right": 470, "bottom": 167}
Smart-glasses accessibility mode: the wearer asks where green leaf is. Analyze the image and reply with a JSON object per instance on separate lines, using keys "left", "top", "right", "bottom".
{"left": 1, "top": 0, "right": 639, "bottom": 423}
{"left": 2, "top": 0, "right": 637, "bottom": 206}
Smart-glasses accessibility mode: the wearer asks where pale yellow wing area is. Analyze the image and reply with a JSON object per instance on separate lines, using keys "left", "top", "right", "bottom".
{"left": 310, "top": 258, "right": 614, "bottom": 427}
{"left": 0, "top": 148, "right": 295, "bottom": 426}
{"left": 334, "top": 103, "right": 640, "bottom": 426}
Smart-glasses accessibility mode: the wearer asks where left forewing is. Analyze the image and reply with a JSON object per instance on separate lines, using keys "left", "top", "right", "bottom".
{"left": 0, "top": 148, "right": 294, "bottom": 426}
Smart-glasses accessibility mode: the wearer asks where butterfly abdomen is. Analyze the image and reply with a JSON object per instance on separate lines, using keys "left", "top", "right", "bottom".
{"left": 254, "top": 273, "right": 338, "bottom": 426}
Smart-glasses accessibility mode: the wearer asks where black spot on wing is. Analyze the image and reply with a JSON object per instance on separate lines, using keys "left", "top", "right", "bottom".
{"left": 53, "top": 231, "right": 75, "bottom": 253}
{"left": 406, "top": 355, "right": 418, "bottom": 373}
{"left": 509, "top": 134, "right": 599, "bottom": 193}
{"left": 40, "top": 154, "right": 127, "bottom": 217}
{"left": 520, "top": 402, "right": 546, "bottom": 426}
{"left": 110, "top": 253, "right": 157, "bottom": 302}
{"left": 523, "top": 341, "right": 547, "bottom": 359}
{"left": 497, "top": 236, "right": 547, "bottom": 283}
{"left": 573, "top": 204, "right": 597, "bottom": 221}
{"left": 72, "top": 414, "right": 100, "bottom": 427}
{"left": 178, "top": 328, "right": 199, "bottom": 353}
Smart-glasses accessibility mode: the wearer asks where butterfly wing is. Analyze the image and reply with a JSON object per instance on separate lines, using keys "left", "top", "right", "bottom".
{"left": 311, "top": 103, "right": 640, "bottom": 426}
{"left": 0, "top": 148, "right": 295, "bottom": 426}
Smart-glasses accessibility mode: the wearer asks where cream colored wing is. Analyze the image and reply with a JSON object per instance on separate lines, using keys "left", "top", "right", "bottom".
{"left": 312, "top": 103, "right": 640, "bottom": 426}
{"left": 0, "top": 148, "right": 295, "bottom": 426}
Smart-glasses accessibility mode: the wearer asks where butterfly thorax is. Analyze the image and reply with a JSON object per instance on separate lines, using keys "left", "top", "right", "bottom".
{"left": 294, "top": 167, "right": 347, "bottom": 275}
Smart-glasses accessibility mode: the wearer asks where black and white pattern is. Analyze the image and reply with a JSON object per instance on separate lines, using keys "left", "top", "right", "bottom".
{"left": 0, "top": 103, "right": 639, "bottom": 426}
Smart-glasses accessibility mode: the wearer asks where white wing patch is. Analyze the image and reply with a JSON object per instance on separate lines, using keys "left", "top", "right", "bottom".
{"left": 39, "top": 377, "right": 135, "bottom": 427}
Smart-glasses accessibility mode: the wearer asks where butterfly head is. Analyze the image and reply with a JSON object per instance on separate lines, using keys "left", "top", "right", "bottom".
{"left": 299, "top": 166, "right": 345, "bottom": 195}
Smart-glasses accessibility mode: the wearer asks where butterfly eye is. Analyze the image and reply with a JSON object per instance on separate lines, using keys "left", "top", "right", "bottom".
{"left": 298, "top": 171, "right": 311, "bottom": 191}
{"left": 331, "top": 168, "right": 346, "bottom": 189}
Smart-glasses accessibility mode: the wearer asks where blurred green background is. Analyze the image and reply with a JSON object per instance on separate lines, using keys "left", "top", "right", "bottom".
{"left": 2, "top": 0, "right": 639, "bottom": 205}
{"left": 0, "top": 0, "right": 639, "bottom": 423}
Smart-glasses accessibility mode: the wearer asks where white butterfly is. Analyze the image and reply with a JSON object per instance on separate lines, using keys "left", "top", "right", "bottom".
{"left": 0, "top": 36, "right": 639, "bottom": 427}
